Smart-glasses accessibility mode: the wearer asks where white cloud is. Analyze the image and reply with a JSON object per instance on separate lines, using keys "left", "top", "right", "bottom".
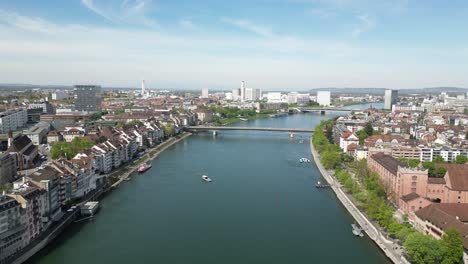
{"left": 180, "top": 19, "right": 196, "bottom": 30}
{"left": 0, "top": 10, "right": 466, "bottom": 89}
{"left": 80, "top": 0, "right": 158, "bottom": 28}
{"left": 352, "top": 15, "right": 374, "bottom": 38}
{"left": 81, "top": 0, "right": 119, "bottom": 23}
{"left": 221, "top": 18, "right": 274, "bottom": 38}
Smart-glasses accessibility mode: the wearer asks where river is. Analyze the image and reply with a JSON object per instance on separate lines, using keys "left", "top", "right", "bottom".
{"left": 27, "top": 103, "right": 390, "bottom": 264}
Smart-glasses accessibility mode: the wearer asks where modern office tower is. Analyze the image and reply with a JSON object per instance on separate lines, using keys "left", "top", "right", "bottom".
{"left": 384, "top": 89, "right": 398, "bottom": 110}
{"left": 240, "top": 81, "right": 246, "bottom": 101}
{"left": 232, "top": 88, "right": 240, "bottom": 101}
{"left": 254, "top": 88, "right": 262, "bottom": 101}
{"left": 201, "top": 88, "right": 209, "bottom": 98}
{"left": 74, "top": 85, "right": 102, "bottom": 112}
{"left": 244, "top": 87, "right": 253, "bottom": 101}
{"left": 316, "top": 91, "right": 331, "bottom": 106}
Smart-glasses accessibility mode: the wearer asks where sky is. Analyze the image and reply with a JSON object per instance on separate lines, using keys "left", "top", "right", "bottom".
{"left": 0, "top": 0, "right": 468, "bottom": 90}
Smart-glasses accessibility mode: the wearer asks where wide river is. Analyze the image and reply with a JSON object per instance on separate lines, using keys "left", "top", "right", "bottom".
{"left": 28, "top": 103, "right": 390, "bottom": 264}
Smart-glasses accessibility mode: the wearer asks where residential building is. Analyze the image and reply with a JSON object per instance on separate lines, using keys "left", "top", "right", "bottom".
{"left": 391, "top": 146, "right": 421, "bottom": 160}
{"left": 365, "top": 135, "right": 406, "bottom": 148}
{"left": 355, "top": 146, "right": 369, "bottom": 160}
{"left": 0, "top": 153, "right": 17, "bottom": 185}
{"left": 74, "top": 85, "right": 102, "bottom": 112}
{"left": 62, "top": 127, "right": 86, "bottom": 142}
{"left": 47, "top": 131, "right": 63, "bottom": 144}
{"left": 23, "top": 121, "right": 50, "bottom": 145}
{"left": 28, "top": 169, "right": 63, "bottom": 223}
{"left": 384, "top": 89, "right": 398, "bottom": 110}
{"left": 339, "top": 131, "right": 359, "bottom": 152}
{"left": 195, "top": 109, "right": 213, "bottom": 123}
{"left": 419, "top": 147, "right": 468, "bottom": 162}
{"left": 0, "top": 194, "right": 24, "bottom": 264}
{"left": 28, "top": 102, "right": 54, "bottom": 114}
{"left": 316, "top": 91, "right": 331, "bottom": 106}
{"left": 267, "top": 92, "right": 282, "bottom": 103}
{"left": 9, "top": 180, "right": 47, "bottom": 246}
{"left": 414, "top": 204, "right": 468, "bottom": 250}
{"left": 0, "top": 109, "right": 28, "bottom": 134}
{"left": 51, "top": 91, "right": 69, "bottom": 101}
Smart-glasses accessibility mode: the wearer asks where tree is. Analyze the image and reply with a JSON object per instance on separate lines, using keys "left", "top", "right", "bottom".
{"left": 162, "top": 124, "right": 175, "bottom": 138}
{"left": 50, "top": 137, "right": 95, "bottom": 160}
{"left": 357, "top": 130, "right": 368, "bottom": 145}
{"left": 404, "top": 232, "right": 442, "bottom": 264}
{"left": 433, "top": 155, "right": 446, "bottom": 163}
{"left": 440, "top": 229, "right": 464, "bottom": 264}
{"left": 364, "top": 122, "right": 374, "bottom": 137}
{"left": 320, "top": 150, "right": 342, "bottom": 169}
{"left": 454, "top": 155, "right": 468, "bottom": 164}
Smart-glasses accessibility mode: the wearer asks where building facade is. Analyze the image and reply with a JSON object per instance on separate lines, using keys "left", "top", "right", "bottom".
{"left": 74, "top": 85, "right": 102, "bottom": 112}
{"left": 384, "top": 89, "right": 398, "bottom": 110}
{"left": 316, "top": 91, "right": 331, "bottom": 106}
{"left": 0, "top": 109, "right": 28, "bottom": 134}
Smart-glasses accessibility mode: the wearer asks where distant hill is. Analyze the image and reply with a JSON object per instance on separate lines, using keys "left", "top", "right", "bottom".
{"left": 309, "top": 87, "right": 468, "bottom": 95}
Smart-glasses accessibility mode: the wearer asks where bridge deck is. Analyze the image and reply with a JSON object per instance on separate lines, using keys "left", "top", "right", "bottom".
{"left": 186, "top": 126, "right": 314, "bottom": 133}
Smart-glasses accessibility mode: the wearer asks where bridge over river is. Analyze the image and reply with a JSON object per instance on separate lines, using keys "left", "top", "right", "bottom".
{"left": 185, "top": 126, "right": 314, "bottom": 133}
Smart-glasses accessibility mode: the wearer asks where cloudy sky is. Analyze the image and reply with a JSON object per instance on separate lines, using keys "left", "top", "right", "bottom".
{"left": 0, "top": 0, "right": 467, "bottom": 90}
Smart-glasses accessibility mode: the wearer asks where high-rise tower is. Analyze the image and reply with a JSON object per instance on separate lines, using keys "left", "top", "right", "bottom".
{"left": 141, "top": 80, "right": 146, "bottom": 98}
{"left": 240, "top": 81, "right": 246, "bottom": 101}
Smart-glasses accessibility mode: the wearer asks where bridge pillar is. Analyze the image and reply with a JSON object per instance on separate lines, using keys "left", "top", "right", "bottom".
{"left": 320, "top": 110, "right": 325, "bottom": 115}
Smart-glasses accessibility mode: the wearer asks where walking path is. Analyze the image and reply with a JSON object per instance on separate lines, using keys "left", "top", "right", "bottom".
{"left": 111, "top": 132, "right": 192, "bottom": 188}
{"left": 310, "top": 139, "right": 409, "bottom": 264}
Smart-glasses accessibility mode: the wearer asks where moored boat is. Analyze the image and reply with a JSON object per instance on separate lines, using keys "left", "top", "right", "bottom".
{"left": 138, "top": 163, "right": 152, "bottom": 173}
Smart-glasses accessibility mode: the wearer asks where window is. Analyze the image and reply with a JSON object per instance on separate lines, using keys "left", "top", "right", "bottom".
{"left": 412, "top": 176, "right": 418, "bottom": 180}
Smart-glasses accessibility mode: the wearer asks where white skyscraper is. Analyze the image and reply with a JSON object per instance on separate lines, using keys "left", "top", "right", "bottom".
{"left": 245, "top": 87, "right": 254, "bottom": 101}
{"left": 232, "top": 88, "right": 240, "bottom": 101}
{"left": 201, "top": 88, "right": 209, "bottom": 98}
{"left": 316, "top": 91, "right": 331, "bottom": 106}
{"left": 141, "top": 80, "right": 148, "bottom": 98}
{"left": 384, "top": 89, "right": 398, "bottom": 110}
{"left": 240, "top": 81, "right": 246, "bottom": 101}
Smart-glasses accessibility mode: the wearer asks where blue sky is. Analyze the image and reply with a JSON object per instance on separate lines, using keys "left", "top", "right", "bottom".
{"left": 0, "top": 0, "right": 467, "bottom": 90}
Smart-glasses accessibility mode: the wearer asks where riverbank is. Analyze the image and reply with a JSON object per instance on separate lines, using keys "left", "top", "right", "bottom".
{"left": 9, "top": 132, "right": 192, "bottom": 264}
{"left": 111, "top": 132, "right": 192, "bottom": 188}
{"left": 310, "top": 139, "right": 408, "bottom": 264}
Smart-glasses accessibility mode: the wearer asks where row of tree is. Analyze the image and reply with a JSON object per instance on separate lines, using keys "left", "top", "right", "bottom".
{"left": 313, "top": 121, "right": 464, "bottom": 264}
{"left": 312, "top": 120, "right": 352, "bottom": 169}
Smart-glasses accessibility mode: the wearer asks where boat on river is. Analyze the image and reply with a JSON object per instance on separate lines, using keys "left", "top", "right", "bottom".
{"left": 299, "top": 158, "right": 310, "bottom": 163}
{"left": 138, "top": 163, "right": 152, "bottom": 173}
{"left": 351, "top": 223, "right": 364, "bottom": 237}
{"left": 202, "top": 175, "right": 212, "bottom": 182}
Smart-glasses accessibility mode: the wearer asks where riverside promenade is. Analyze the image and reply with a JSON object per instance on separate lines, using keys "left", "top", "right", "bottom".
{"left": 111, "top": 132, "right": 192, "bottom": 188}
{"left": 310, "top": 139, "right": 409, "bottom": 264}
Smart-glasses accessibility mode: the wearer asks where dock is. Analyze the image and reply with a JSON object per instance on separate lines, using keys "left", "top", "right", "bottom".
{"left": 315, "top": 181, "right": 331, "bottom": 188}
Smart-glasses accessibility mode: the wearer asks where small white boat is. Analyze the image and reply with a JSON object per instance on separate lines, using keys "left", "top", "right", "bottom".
{"left": 239, "top": 118, "right": 248, "bottom": 121}
{"left": 299, "top": 158, "right": 310, "bottom": 163}
{"left": 351, "top": 223, "right": 364, "bottom": 237}
{"left": 201, "top": 175, "right": 212, "bottom": 182}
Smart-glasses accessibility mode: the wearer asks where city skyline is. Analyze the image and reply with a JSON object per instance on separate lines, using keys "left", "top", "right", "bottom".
{"left": 1, "top": 0, "right": 468, "bottom": 89}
